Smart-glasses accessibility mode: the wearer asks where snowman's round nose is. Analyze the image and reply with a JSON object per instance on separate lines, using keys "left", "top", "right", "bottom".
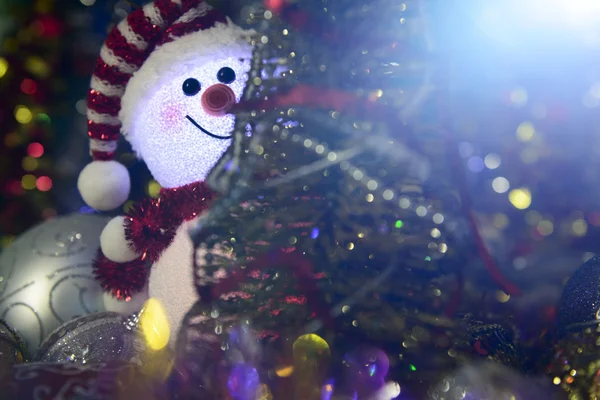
{"left": 201, "top": 84, "right": 236, "bottom": 117}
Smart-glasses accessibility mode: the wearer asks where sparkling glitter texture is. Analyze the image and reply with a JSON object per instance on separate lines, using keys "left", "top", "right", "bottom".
{"left": 124, "top": 40, "right": 253, "bottom": 188}
{"left": 0, "top": 214, "right": 109, "bottom": 355}
{"left": 557, "top": 256, "right": 600, "bottom": 334}
{"left": 34, "top": 312, "right": 146, "bottom": 364}
{"left": 185, "top": 0, "right": 467, "bottom": 388}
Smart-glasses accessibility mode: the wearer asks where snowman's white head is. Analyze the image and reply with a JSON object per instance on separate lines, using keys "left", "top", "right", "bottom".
{"left": 121, "top": 21, "right": 252, "bottom": 189}
{"left": 78, "top": 1, "right": 254, "bottom": 211}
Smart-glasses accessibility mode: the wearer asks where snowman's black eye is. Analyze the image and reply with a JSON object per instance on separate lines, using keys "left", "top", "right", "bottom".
{"left": 182, "top": 78, "right": 201, "bottom": 96}
{"left": 217, "top": 67, "right": 236, "bottom": 84}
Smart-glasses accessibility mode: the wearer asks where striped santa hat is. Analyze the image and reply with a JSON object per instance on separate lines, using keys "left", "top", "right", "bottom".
{"left": 78, "top": 0, "right": 252, "bottom": 211}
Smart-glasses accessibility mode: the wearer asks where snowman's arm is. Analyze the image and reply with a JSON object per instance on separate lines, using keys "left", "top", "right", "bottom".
{"left": 99, "top": 216, "right": 139, "bottom": 263}
{"left": 123, "top": 197, "right": 182, "bottom": 263}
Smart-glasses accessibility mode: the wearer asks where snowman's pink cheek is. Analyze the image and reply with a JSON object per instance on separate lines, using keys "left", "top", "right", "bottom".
{"left": 161, "top": 105, "right": 184, "bottom": 126}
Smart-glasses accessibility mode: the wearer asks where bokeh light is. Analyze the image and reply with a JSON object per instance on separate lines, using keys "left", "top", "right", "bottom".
{"left": 21, "top": 174, "right": 37, "bottom": 190}
{"left": 14, "top": 105, "right": 33, "bottom": 124}
{"left": 572, "top": 219, "right": 588, "bottom": 237}
{"left": 22, "top": 157, "right": 38, "bottom": 172}
{"left": 0, "top": 57, "right": 8, "bottom": 79}
{"left": 484, "top": 153, "right": 501, "bottom": 169}
{"left": 510, "top": 88, "right": 528, "bottom": 107}
{"left": 147, "top": 180, "right": 161, "bottom": 198}
{"left": 516, "top": 121, "right": 535, "bottom": 142}
{"left": 492, "top": 177, "right": 510, "bottom": 193}
{"left": 508, "top": 188, "right": 532, "bottom": 210}
{"left": 36, "top": 176, "right": 52, "bottom": 192}
{"left": 20, "top": 78, "right": 37, "bottom": 94}
{"left": 140, "top": 298, "right": 170, "bottom": 351}
{"left": 27, "top": 142, "right": 44, "bottom": 158}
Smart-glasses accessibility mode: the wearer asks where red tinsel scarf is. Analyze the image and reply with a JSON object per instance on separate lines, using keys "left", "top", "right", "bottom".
{"left": 94, "top": 181, "right": 215, "bottom": 299}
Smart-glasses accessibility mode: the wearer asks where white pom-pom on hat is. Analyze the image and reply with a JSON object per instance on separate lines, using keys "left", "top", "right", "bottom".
{"left": 100, "top": 216, "right": 138, "bottom": 262}
{"left": 78, "top": 160, "right": 130, "bottom": 211}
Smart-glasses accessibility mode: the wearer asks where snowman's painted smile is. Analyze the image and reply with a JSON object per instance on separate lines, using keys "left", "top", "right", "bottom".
{"left": 185, "top": 115, "right": 233, "bottom": 140}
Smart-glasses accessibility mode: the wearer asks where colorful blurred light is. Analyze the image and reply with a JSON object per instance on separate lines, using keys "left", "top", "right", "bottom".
{"left": 21, "top": 174, "right": 37, "bottom": 190}
{"left": 140, "top": 298, "right": 170, "bottom": 351}
{"left": 36, "top": 176, "right": 52, "bottom": 191}
{"left": 147, "top": 180, "right": 161, "bottom": 198}
{"left": 492, "top": 177, "right": 510, "bottom": 193}
{"left": 14, "top": 106, "right": 33, "bottom": 124}
{"left": 516, "top": 121, "right": 535, "bottom": 142}
{"left": 510, "top": 88, "right": 527, "bottom": 107}
{"left": 572, "top": 219, "right": 588, "bottom": 236}
{"left": 25, "top": 56, "right": 50, "bottom": 78}
{"left": 27, "top": 142, "right": 44, "bottom": 158}
{"left": 484, "top": 153, "right": 501, "bottom": 169}
{"left": 0, "top": 57, "right": 8, "bottom": 79}
{"left": 508, "top": 188, "right": 532, "bottom": 210}
{"left": 22, "top": 157, "right": 38, "bottom": 171}
{"left": 20, "top": 78, "right": 37, "bottom": 95}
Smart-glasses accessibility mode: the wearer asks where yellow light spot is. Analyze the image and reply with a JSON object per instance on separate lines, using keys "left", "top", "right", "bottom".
{"left": 140, "top": 298, "right": 170, "bottom": 351}
{"left": 14, "top": 106, "right": 33, "bottom": 124}
{"left": 22, "top": 156, "right": 38, "bottom": 171}
{"left": 147, "top": 180, "right": 161, "bottom": 198}
{"left": 572, "top": 219, "right": 588, "bottom": 237}
{"left": 365, "top": 193, "right": 374, "bottom": 202}
{"left": 275, "top": 365, "right": 294, "bottom": 377}
{"left": 516, "top": 121, "right": 535, "bottom": 142}
{"left": 347, "top": 242, "right": 355, "bottom": 250}
{"left": 293, "top": 334, "right": 331, "bottom": 367}
{"left": 430, "top": 228, "right": 441, "bottom": 238}
{"left": 537, "top": 220, "right": 554, "bottom": 236}
{"left": 342, "top": 305, "right": 351, "bottom": 313}
{"left": 0, "top": 58, "right": 8, "bottom": 79}
{"left": 496, "top": 291, "right": 511, "bottom": 303}
{"left": 510, "top": 88, "right": 528, "bottom": 107}
{"left": 508, "top": 188, "right": 532, "bottom": 210}
{"left": 25, "top": 56, "right": 50, "bottom": 78}
{"left": 21, "top": 174, "right": 36, "bottom": 190}
{"left": 553, "top": 377, "right": 561, "bottom": 385}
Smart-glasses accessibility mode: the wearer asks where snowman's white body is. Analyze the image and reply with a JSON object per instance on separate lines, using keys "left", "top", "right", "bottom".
{"left": 148, "top": 219, "right": 198, "bottom": 344}
{"left": 99, "top": 18, "right": 253, "bottom": 344}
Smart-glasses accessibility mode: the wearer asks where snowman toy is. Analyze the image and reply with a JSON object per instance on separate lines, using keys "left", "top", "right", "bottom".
{"left": 77, "top": 0, "right": 253, "bottom": 343}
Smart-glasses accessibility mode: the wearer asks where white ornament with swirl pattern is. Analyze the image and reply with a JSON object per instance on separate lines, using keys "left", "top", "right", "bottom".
{"left": 0, "top": 214, "right": 109, "bottom": 355}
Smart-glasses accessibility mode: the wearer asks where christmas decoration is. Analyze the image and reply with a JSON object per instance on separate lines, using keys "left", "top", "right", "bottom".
{"left": 34, "top": 312, "right": 148, "bottom": 364}
{"left": 557, "top": 256, "right": 600, "bottom": 335}
{"left": 0, "top": 320, "right": 26, "bottom": 381}
{"left": 548, "top": 325, "right": 600, "bottom": 400}
{"left": 78, "top": 0, "right": 255, "bottom": 340}
{"left": 4, "top": 361, "right": 164, "bottom": 400}
{"left": 184, "top": 0, "right": 465, "bottom": 390}
{"left": 0, "top": 213, "right": 108, "bottom": 355}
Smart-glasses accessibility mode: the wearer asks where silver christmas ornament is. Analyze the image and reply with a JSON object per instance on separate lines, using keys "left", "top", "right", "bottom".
{"left": 0, "top": 213, "right": 109, "bottom": 355}
{"left": 34, "top": 311, "right": 147, "bottom": 364}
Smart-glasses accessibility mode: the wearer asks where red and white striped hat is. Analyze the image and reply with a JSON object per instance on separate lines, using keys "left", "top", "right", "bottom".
{"left": 78, "top": 0, "right": 249, "bottom": 211}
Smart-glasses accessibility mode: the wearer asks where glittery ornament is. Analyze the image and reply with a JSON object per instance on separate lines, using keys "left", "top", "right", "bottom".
{"left": 0, "top": 214, "right": 109, "bottom": 355}
{"left": 557, "top": 256, "right": 600, "bottom": 334}
{"left": 7, "top": 361, "right": 158, "bottom": 400}
{"left": 34, "top": 312, "right": 147, "bottom": 364}
{"left": 0, "top": 319, "right": 26, "bottom": 381}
